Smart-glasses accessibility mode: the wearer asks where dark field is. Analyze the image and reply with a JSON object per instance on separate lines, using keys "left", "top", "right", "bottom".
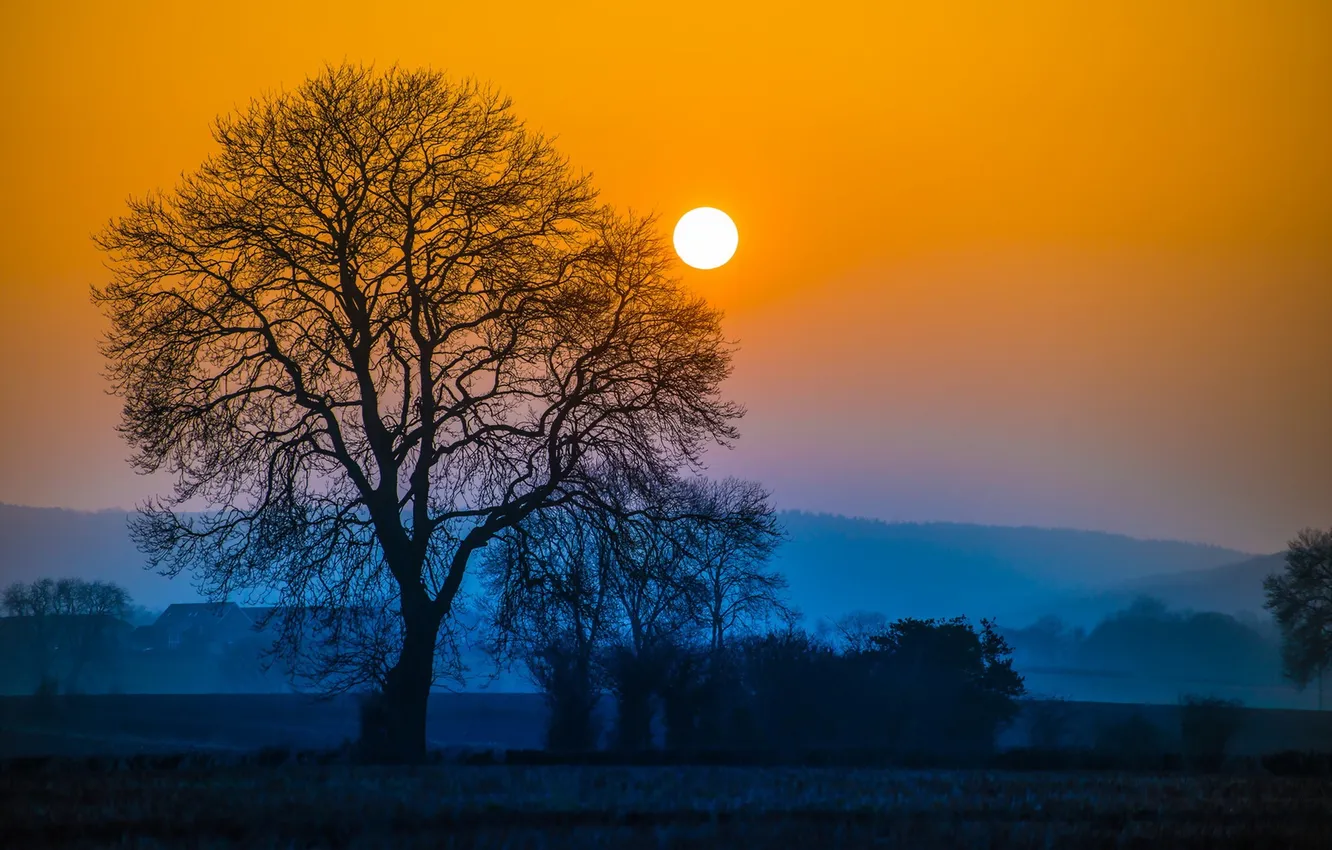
{"left": 0, "top": 693, "right": 551, "bottom": 757}
{"left": 6, "top": 694, "right": 1332, "bottom": 848}
{"left": 7, "top": 693, "right": 1332, "bottom": 759}
{"left": 4, "top": 762, "right": 1331, "bottom": 848}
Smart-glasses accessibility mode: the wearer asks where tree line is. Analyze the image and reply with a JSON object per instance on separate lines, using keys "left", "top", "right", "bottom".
{"left": 1, "top": 579, "right": 134, "bottom": 695}
{"left": 474, "top": 476, "right": 1025, "bottom": 755}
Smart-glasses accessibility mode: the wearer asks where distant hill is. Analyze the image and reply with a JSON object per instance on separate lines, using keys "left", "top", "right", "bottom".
{"left": 770, "top": 512, "right": 1254, "bottom": 628}
{"left": 1, "top": 503, "right": 1255, "bottom": 627}
{"left": 1124, "top": 553, "right": 1285, "bottom": 615}
{"left": 1009, "top": 553, "right": 1287, "bottom": 628}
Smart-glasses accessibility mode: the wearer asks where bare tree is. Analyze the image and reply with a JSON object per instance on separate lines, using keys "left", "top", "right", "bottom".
{"left": 484, "top": 506, "right": 616, "bottom": 749}
{"left": 484, "top": 475, "right": 789, "bottom": 752}
{"left": 1, "top": 579, "right": 132, "bottom": 691}
{"left": 93, "top": 64, "right": 741, "bottom": 760}
{"left": 2, "top": 579, "right": 131, "bottom": 622}
{"left": 1265, "top": 527, "right": 1332, "bottom": 708}
{"left": 832, "top": 610, "right": 890, "bottom": 655}
{"left": 676, "top": 477, "right": 787, "bottom": 653}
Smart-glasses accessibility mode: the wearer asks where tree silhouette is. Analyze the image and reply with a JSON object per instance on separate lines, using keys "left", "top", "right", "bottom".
{"left": 485, "top": 505, "right": 617, "bottom": 751}
{"left": 93, "top": 64, "right": 741, "bottom": 760}
{"left": 484, "top": 475, "right": 786, "bottom": 752}
{"left": 1, "top": 578, "right": 132, "bottom": 692}
{"left": 676, "top": 477, "right": 788, "bottom": 653}
{"left": 1265, "top": 527, "right": 1332, "bottom": 705}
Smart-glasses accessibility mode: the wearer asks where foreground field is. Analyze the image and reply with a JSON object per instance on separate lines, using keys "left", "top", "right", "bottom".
{"left": 8, "top": 693, "right": 1332, "bottom": 761}
{"left": 4, "top": 764, "right": 1330, "bottom": 848}
{"left": 0, "top": 693, "right": 551, "bottom": 757}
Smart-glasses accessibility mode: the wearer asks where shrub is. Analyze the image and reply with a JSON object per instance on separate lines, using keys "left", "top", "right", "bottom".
{"left": 532, "top": 640, "right": 601, "bottom": 752}
{"left": 1180, "top": 694, "right": 1244, "bottom": 772}
{"left": 1261, "top": 750, "right": 1332, "bottom": 778}
{"left": 863, "top": 617, "right": 1026, "bottom": 755}
{"left": 354, "top": 689, "right": 390, "bottom": 761}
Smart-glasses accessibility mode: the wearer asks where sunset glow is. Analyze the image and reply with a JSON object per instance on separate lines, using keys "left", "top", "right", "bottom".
{"left": 0, "top": 0, "right": 1328, "bottom": 552}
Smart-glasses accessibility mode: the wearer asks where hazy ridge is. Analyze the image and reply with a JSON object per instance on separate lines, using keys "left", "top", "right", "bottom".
{"left": 0, "top": 504, "right": 1270, "bottom": 627}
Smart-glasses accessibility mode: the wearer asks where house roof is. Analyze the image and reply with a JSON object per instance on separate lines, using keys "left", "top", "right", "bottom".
{"left": 241, "top": 606, "right": 276, "bottom": 625}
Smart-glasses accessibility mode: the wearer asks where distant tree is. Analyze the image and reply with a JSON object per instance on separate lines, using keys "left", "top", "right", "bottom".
{"left": 484, "top": 474, "right": 789, "bottom": 754}
{"left": 1, "top": 578, "right": 132, "bottom": 692}
{"left": 1074, "top": 597, "right": 1280, "bottom": 686}
{"left": 832, "top": 610, "right": 889, "bottom": 654}
{"left": 93, "top": 64, "right": 741, "bottom": 760}
{"left": 675, "top": 478, "right": 788, "bottom": 653}
{"left": 125, "top": 605, "right": 160, "bottom": 627}
{"left": 653, "top": 477, "right": 789, "bottom": 750}
{"left": 485, "top": 506, "right": 616, "bottom": 751}
{"left": 2, "top": 578, "right": 131, "bottom": 620}
{"left": 864, "top": 617, "right": 1026, "bottom": 753}
{"left": 1001, "top": 615, "right": 1085, "bottom": 668}
{"left": 717, "top": 618, "right": 1026, "bottom": 756}
{"left": 599, "top": 504, "right": 702, "bottom": 753}
{"left": 1179, "top": 694, "right": 1244, "bottom": 771}
{"left": 1022, "top": 694, "right": 1073, "bottom": 750}
{"left": 733, "top": 627, "right": 843, "bottom": 751}
{"left": 1265, "top": 527, "right": 1332, "bottom": 705}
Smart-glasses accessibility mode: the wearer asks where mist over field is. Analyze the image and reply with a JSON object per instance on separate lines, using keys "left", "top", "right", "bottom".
{"left": 0, "top": 503, "right": 1264, "bottom": 627}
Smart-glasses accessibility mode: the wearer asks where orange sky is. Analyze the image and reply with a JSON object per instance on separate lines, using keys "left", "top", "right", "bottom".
{"left": 1, "top": 0, "right": 1329, "bottom": 552}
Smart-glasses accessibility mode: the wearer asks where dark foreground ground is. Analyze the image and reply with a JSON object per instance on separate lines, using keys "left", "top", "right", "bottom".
{"left": 0, "top": 693, "right": 551, "bottom": 757}
{"left": 7, "top": 693, "right": 1332, "bottom": 759}
{"left": 3, "top": 763, "right": 1330, "bottom": 849}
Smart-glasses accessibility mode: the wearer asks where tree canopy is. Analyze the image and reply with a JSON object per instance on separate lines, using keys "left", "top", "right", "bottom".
{"left": 1265, "top": 527, "right": 1332, "bottom": 690}
{"left": 94, "top": 63, "right": 743, "bottom": 759}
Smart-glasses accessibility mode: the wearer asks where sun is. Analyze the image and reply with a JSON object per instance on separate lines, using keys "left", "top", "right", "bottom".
{"left": 673, "top": 207, "right": 738, "bottom": 270}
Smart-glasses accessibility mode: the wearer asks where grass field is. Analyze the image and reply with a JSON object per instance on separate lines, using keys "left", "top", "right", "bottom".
{"left": 0, "top": 693, "right": 551, "bottom": 757}
{"left": 4, "top": 763, "right": 1330, "bottom": 848}
{"left": 8, "top": 693, "right": 1332, "bottom": 761}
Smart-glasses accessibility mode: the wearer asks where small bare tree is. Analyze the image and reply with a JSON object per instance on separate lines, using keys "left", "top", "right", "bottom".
{"left": 485, "top": 506, "right": 616, "bottom": 750}
{"left": 676, "top": 477, "right": 787, "bottom": 653}
{"left": 833, "top": 610, "right": 890, "bottom": 655}
{"left": 2, "top": 579, "right": 131, "bottom": 620}
{"left": 485, "top": 475, "right": 790, "bottom": 752}
{"left": 93, "top": 64, "right": 741, "bottom": 760}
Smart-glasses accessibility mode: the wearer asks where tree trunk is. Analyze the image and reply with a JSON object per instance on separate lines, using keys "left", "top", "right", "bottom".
{"left": 362, "top": 607, "right": 438, "bottom": 763}
{"left": 606, "top": 645, "right": 657, "bottom": 752}
{"left": 541, "top": 646, "right": 600, "bottom": 751}
{"left": 615, "top": 686, "right": 655, "bottom": 752}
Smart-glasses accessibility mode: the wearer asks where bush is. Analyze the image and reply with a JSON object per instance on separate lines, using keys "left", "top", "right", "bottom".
{"left": 732, "top": 619, "right": 1026, "bottom": 756}
{"left": 1180, "top": 694, "right": 1244, "bottom": 772}
{"left": 1261, "top": 750, "right": 1332, "bottom": 778}
{"left": 354, "top": 689, "right": 390, "bottom": 761}
{"left": 532, "top": 641, "right": 601, "bottom": 752}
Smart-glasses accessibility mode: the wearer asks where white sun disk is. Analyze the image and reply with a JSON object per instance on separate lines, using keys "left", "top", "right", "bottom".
{"left": 673, "top": 207, "right": 738, "bottom": 270}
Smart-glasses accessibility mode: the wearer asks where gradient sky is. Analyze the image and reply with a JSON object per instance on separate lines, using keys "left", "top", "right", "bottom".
{"left": 1, "top": 0, "right": 1328, "bottom": 553}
